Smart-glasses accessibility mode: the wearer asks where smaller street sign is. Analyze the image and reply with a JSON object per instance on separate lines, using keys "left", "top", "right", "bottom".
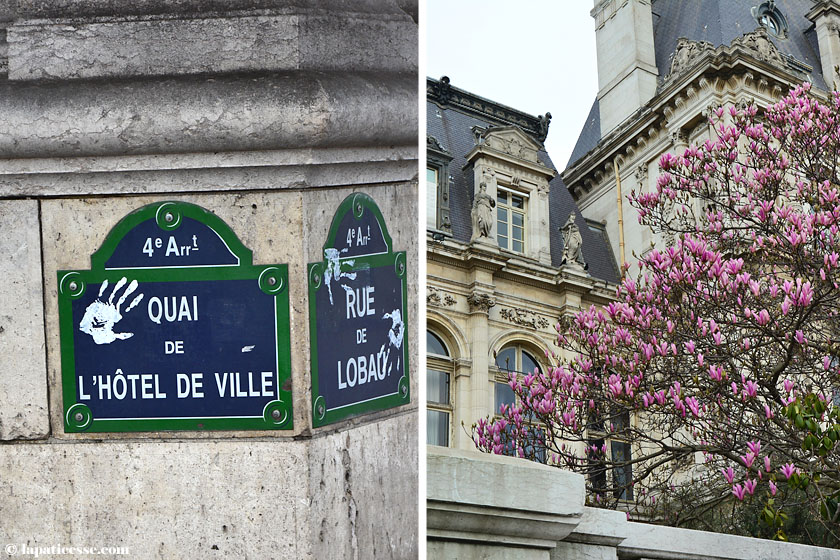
{"left": 308, "top": 193, "right": 410, "bottom": 426}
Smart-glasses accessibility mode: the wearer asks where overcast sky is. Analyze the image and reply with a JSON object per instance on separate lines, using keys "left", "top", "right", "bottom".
{"left": 426, "top": 1, "right": 599, "bottom": 169}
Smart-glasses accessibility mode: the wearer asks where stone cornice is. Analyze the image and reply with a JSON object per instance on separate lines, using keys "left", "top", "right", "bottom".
{"left": 427, "top": 76, "right": 551, "bottom": 142}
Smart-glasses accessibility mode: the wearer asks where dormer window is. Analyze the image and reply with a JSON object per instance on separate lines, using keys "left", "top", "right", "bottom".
{"left": 752, "top": 2, "right": 787, "bottom": 38}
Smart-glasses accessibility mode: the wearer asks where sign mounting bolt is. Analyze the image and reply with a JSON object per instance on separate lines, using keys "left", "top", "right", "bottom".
{"left": 68, "top": 281, "right": 78, "bottom": 292}
{"left": 271, "top": 409, "right": 282, "bottom": 420}
{"left": 74, "top": 412, "right": 84, "bottom": 422}
{"left": 318, "top": 404, "right": 325, "bottom": 416}
{"left": 401, "top": 385, "right": 408, "bottom": 397}
{"left": 164, "top": 212, "right": 174, "bottom": 223}
{"left": 268, "top": 277, "right": 277, "bottom": 286}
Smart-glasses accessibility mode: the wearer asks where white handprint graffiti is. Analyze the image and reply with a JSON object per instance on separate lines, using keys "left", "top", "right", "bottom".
{"left": 79, "top": 277, "right": 144, "bottom": 345}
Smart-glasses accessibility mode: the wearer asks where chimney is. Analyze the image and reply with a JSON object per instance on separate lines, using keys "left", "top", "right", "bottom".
{"left": 807, "top": 0, "right": 840, "bottom": 90}
{"left": 592, "top": 0, "right": 658, "bottom": 136}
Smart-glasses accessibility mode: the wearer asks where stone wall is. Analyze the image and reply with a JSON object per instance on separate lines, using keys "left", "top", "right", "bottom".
{"left": 0, "top": 2, "right": 418, "bottom": 558}
{"left": 428, "top": 447, "right": 840, "bottom": 560}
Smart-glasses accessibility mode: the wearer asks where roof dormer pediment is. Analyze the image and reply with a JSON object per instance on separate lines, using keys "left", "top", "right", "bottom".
{"left": 464, "top": 126, "right": 554, "bottom": 181}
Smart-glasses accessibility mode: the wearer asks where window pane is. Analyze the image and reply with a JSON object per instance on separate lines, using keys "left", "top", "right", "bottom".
{"left": 513, "top": 240, "right": 523, "bottom": 253}
{"left": 499, "top": 235, "right": 508, "bottom": 249}
{"left": 427, "top": 410, "right": 449, "bottom": 446}
{"left": 498, "top": 207, "right": 507, "bottom": 223}
{"left": 426, "top": 330, "right": 448, "bottom": 356}
{"left": 588, "top": 437, "right": 607, "bottom": 492}
{"left": 495, "top": 382, "right": 515, "bottom": 413}
{"left": 521, "top": 351, "right": 540, "bottom": 375}
{"left": 512, "top": 212, "right": 524, "bottom": 227}
{"left": 512, "top": 226, "right": 524, "bottom": 242}
{"left": 498, "top": 191, "right": 507, "bottom": 203}
{"left": 427, "top": 369, "right": 450, "bottom": 405}
{"left": 512, "top": 194, "right": 524, "bottom": 209}
{"left": 495, "top": 347, "right": 517, "bottom": 370}
{"left": 427, "top": 168, "right": 438, "bottom": 229}
{"left": 612, "top": 440, "right": 633, "bottom": 500}
{"left": 497, "top": 221, "right": 508, "bottom": 237}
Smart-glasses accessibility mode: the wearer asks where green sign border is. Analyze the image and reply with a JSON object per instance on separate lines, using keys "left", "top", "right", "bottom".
{"left": 308, "top": 193, "right": 410, "bottom": 427}
{"left": 58, "top": 201, "right": 293, "bottom": 433}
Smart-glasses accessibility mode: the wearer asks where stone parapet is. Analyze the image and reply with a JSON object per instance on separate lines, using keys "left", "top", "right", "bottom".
{"left": 427, "top": 447, "right": 840, "bottom": 560}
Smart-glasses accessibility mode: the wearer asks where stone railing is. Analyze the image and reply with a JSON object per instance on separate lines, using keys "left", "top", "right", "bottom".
{"left": 427, "top": 447, "right": 840, "bottom": 560}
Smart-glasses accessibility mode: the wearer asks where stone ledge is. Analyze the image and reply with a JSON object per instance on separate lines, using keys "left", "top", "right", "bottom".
{"left": 7, "top": 9, "right": 416, "bottom": 81}
{"left": 0, "top": 71, "right": 416, "bottom": 158}
{"left": 427, "top": 447, "right": 585, "bottom": 547}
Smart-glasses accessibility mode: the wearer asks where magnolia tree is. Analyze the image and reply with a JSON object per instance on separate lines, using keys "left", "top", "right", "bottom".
{"left": 473, "top": 83, "right": 840, "bottom": 544}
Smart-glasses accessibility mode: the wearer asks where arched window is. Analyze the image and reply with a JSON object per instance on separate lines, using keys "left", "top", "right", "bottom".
{"left": 427, "top": 330, "right": 452, "bottom": 446}
{"left": 493, "top": 343, "right": 546, "bottom": 462}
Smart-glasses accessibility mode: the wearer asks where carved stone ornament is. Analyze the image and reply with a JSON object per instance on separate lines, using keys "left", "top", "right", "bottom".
{"left": 667, "top": 37, "right": 714, "bottom": 81}
{"left": 732, "top": 27, "right": 785, "bottom": 65}
{"left": 500, "top": 307, "right": 550, "bottom": 330}
{"left": 635, "top": 165, "right": 648, "bottom": 190}
{"left": 436, "top": 75, "right": 452, "bottom": 104}
{"left": 560, "top": 212, "right": 587, "bottom": 270}
{"left": 427, "top": 135, "right": 445, "bottom": 152}
{"left": 537, "top": 112, "right": 552, "bottom": 142}
{"left": 427, "top": 287, "right": 456, "bottom": 307}
{"left": 467, "top": 292, "right": 496, "bottom": 313}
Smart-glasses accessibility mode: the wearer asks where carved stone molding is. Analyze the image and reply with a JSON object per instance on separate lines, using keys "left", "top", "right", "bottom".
{"left": 467, "top": 292, "right": 496, "bottom": 313}
{"left": 732, "top": 27, "right": 785, "bottom": 65}
{"left": 666, "top": 37, "right": 715, "bottom": 82}
{"left": 427, "top": 287, "right": 456, "bottom": 308}
{"left": 665, "top": 27, "right": 788, "bottom": 85}
{"left": 499, "top": 307, "right": 550, "bottom": 330}
{"left": 634, "top": 165, "right": 648, "bottom": 190}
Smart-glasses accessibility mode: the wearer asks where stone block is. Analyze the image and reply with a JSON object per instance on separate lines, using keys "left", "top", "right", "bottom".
{"left": 0, "top": 440, "right": 312, "bottom": 558}
{"left": 309, "top": 413, "right": 418, "bottom": 558}
{"left": 0, "top": 199, "right": 49, "bottom": 440}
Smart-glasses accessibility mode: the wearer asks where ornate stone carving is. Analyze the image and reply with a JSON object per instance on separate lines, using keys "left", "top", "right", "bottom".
{"left": 427, "top": 135, "right": 446, "bottom": 152}
{"left": 537, "top": 113, "right": 551, "bottom": 142}
{"left": 499, "top": 307, "right": 550, "bottom": 330}
{"left": 435, "top": 75, "right": 452, "bottom": 104}
{"left": 471, "top": 170, "right": 496, "bottom": 242}
{"left": 667, "top": 37, "right": 714, "bottom": 81}
{"left": 560, "top": 212, "right": 587, "bottom": 270}
{"left": 427, "top": 287, "right": 456, "bottom": 307}
{"left": 467, "top": 293, "right": 496, "bottom": 313}
{"left": 733, "top": 27, "right": 785, "bottom": 65}
{"left": 635, "top": 165, "right": 648, "bottom": 190}
{"left": 670, "top": 129, "right": 688, "bottom": 148}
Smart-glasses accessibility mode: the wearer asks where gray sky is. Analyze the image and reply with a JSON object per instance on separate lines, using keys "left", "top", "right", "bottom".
{"left": 426, "top": 1, "right": 599, "bottom": 169}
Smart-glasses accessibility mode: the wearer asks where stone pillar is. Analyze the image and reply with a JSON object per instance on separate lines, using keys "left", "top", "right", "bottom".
{"left": 593, "top": 0, "right": 658, "bottom": 135}
{"left": 465, "top": 273, "right": 496, "bottom": 442}
{"left": 807, "top": 1, "right": 840, "bottom": 90}
{"left": 0, "top": 1, "right": 418, "bottom": 557}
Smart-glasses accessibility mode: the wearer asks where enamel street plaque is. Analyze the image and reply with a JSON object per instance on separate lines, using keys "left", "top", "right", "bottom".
{"left": 58, "top": 201, "right": 293, "bottom": 432}
{"left": 308, "top": 193, "right": 410, "bottom": 427}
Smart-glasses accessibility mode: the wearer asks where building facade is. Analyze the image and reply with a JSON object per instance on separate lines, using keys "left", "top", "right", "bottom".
{"left": 565, "top": 0, "right": 838, "bottom": 273}
{"left": 426, "top": 78, "right": 620, "bottom": 452}
{"left": 426, "top": 0, "right": 840, "bottom": 493}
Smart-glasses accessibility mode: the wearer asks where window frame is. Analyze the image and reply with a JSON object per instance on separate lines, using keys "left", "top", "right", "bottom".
{"left": 426, "top": 136, "right": 453, "bottom": 235}
{"left": 496, "top": 185, "right": 527, "bottom": 254}
{"left": 586, "top": 407, "right": 635, "bottom": 502}
{"left": 427, "top": 329, "right": 453, "bottom": 447}
{"left": 492, "top": 343, "right": 546, "bottom": 463}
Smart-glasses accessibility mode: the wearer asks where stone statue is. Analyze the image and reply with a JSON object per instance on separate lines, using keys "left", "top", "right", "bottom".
{"left": 471, "top": 172, "right": 496, "bottom": 241}
{"left": 538, "top": 112, "right": 552, "bottom": 141}
{"left": 561, "top": 212, "right": 586, "bottom": 269}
